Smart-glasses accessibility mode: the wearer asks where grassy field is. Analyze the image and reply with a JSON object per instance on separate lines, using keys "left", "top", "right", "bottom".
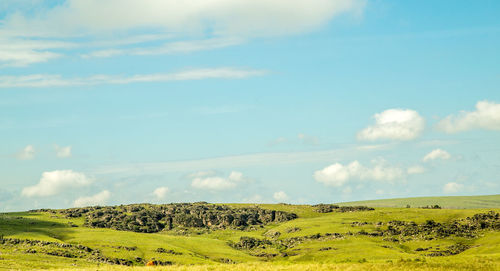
{"left": 337, "top": 194, "right": 500, "bottom": 209}
{"left": 0, "top": 196, "right": 499, "bottom": 270}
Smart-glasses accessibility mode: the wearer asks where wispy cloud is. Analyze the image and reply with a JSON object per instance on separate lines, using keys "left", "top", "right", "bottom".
{"left": 0, "top": 37, "right": 72, "bottom": 67}
{"left": 93, "top": 148, "right": 355, "bottom": 175}
{"left": 81, "top": 38, "right": 244, "bottom": 58}
{"left": 0, "top": 68, "right": 268, "bottom": 88}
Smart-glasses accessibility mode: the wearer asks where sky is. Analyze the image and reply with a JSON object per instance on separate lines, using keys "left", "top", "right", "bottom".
{"left": 1, "top": 0, "right": 499, "bottom": 211}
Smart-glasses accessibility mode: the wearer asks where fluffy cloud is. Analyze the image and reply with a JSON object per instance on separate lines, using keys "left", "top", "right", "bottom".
{"left": 73, "top": 190, "right": 111, "bottom": 207}
{"left": 55, "top": 145, "right": 72, "bottom": 158}
{"left": 273, "top": 191, "right": 288, "bottom": 201}
{"left": 423, "top": 149, "right": 451, "bottom": 162}
{"left": 314, "top": 160, "right": 405, "bottom": 187}
{"left": 191, "top": 171, "right": 246, "bottom": 191}
{"left": 16, "top": 145, "right": 35, "bottom": 160}
{"left": 153, "top": 187, "right": 169, "bottom": 199}
{"left": 357, "top": 109, "right": 425, "bottom": 141}
{"left": 443, "top": 182, "right": 463, "bottom": 194}
{"left": 437, "top": 101, "right": 500, "bottom": 133}
{"left": 22, "top": 170, "right": 92, "bottom": 197}
{"left": 0, "top": 68, "right": 267, "bottom": 88}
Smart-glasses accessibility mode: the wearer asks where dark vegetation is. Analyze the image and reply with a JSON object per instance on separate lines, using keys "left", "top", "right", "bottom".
{"left": 419, "top": 205, "right": 442, "bottom": 209}
{"left": 229, "top": 232, "right": 345, "bottom": 255}
{"left": 313, "top": 204, "right": 375, "bottom": 213}
{"left": 0, "top": 236, "right": 133, "bottom": 266}
{"left": 40, "top": 203, "right": 298, "bottom": 233}
{"left": 362, "top": 211, "right": 500, "bottom": 240}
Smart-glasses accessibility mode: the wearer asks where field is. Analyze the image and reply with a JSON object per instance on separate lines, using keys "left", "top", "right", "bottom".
{"left": 0, "top": 195, "right": 499, "bottom": 270}
{"left": 337, "top": 194, "right": 500, "bottom": 209}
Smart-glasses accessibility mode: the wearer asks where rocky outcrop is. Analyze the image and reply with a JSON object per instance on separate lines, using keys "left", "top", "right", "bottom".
{"left": 51, "top": 203, "right": 298, "bottom": 233}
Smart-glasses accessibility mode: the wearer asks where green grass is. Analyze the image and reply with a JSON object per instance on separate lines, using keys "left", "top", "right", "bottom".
{"left": 337, "top": 194, "right": 500, "bottom": 209}
{"left": 0, "top": 197, "right": 499, "bottom": 270}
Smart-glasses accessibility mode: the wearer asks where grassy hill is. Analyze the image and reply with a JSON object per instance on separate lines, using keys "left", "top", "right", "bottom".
{"left": 0, "top": 199, "right": 499, "bottom": 270}
{"left": 336, "top": 194, "right": 500, "bottom": 209}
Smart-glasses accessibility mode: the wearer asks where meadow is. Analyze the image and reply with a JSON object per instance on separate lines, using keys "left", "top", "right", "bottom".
{"left": 0, "top": 195, "right": 499, "bottom": 270}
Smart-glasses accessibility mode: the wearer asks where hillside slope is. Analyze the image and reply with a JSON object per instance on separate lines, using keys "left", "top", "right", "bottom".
{"left": 0, "top": 202, "right": 499, "bottom": 270}
{"left": 337, "top": 194, "right": 500, "bottom": 209}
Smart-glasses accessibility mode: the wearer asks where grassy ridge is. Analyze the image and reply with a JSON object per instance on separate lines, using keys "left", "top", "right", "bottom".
{"left": 337, "top": 194, "right": 500, "bottom": 209}
{"left": 0, "top": 198, "right": 499, "bottom": 270}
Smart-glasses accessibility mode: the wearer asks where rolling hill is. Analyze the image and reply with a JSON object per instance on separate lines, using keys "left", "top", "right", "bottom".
{"left": 0, "top": 197, "right": 499, "bottom": 270}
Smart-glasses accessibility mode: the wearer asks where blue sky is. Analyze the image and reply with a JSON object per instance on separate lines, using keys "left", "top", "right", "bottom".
{"left": 1, "top": 0, "right": 499, "bottom": 211}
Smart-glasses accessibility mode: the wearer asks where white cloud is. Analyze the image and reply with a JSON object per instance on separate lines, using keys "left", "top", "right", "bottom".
{"left": 73, "top": 190, "right": 111, "bottom": 207}
{"left": 437, "top": 101, "right": 500, "bottom": 133}
{"left": 423, "top": 149, "right": 451, "bottom": 162}
{"left": 16, "top": 145, "right": 35, "bottom": 160}
{"left": 22, "top": 170, "right": 93, "bottom": 197}
{"left": 314, "top": 160, "right": 405, "bottom": 187}
{"left": 153, "top": 187, "right": 169, "bottom": 199}
{"left": 54, "top": 145, "right": 72, "bottom": 158}
{"left": 273, "top": 191, "right": 288, "bottom": 201}
{"left": 0, "top": 68, "right": 267, "bottom": 88}
{"left": 191, "top": 171, "right": 246, "bottom": 191}
{"left": 443, "top": 182, "right": 464, "bottom": 194}
{"left": 357, "top": 109, "right": 425, "bottom": 141}
{"left": 407, "top": 165, "right": 426, "bottom": 175}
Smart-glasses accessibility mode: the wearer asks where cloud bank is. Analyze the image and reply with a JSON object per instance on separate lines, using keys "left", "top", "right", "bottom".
{"left": 0, "top": 0, "right": 365, "bottom": 67}
{"left": 3, "top": 0, "right": 365, "bottom": 38}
